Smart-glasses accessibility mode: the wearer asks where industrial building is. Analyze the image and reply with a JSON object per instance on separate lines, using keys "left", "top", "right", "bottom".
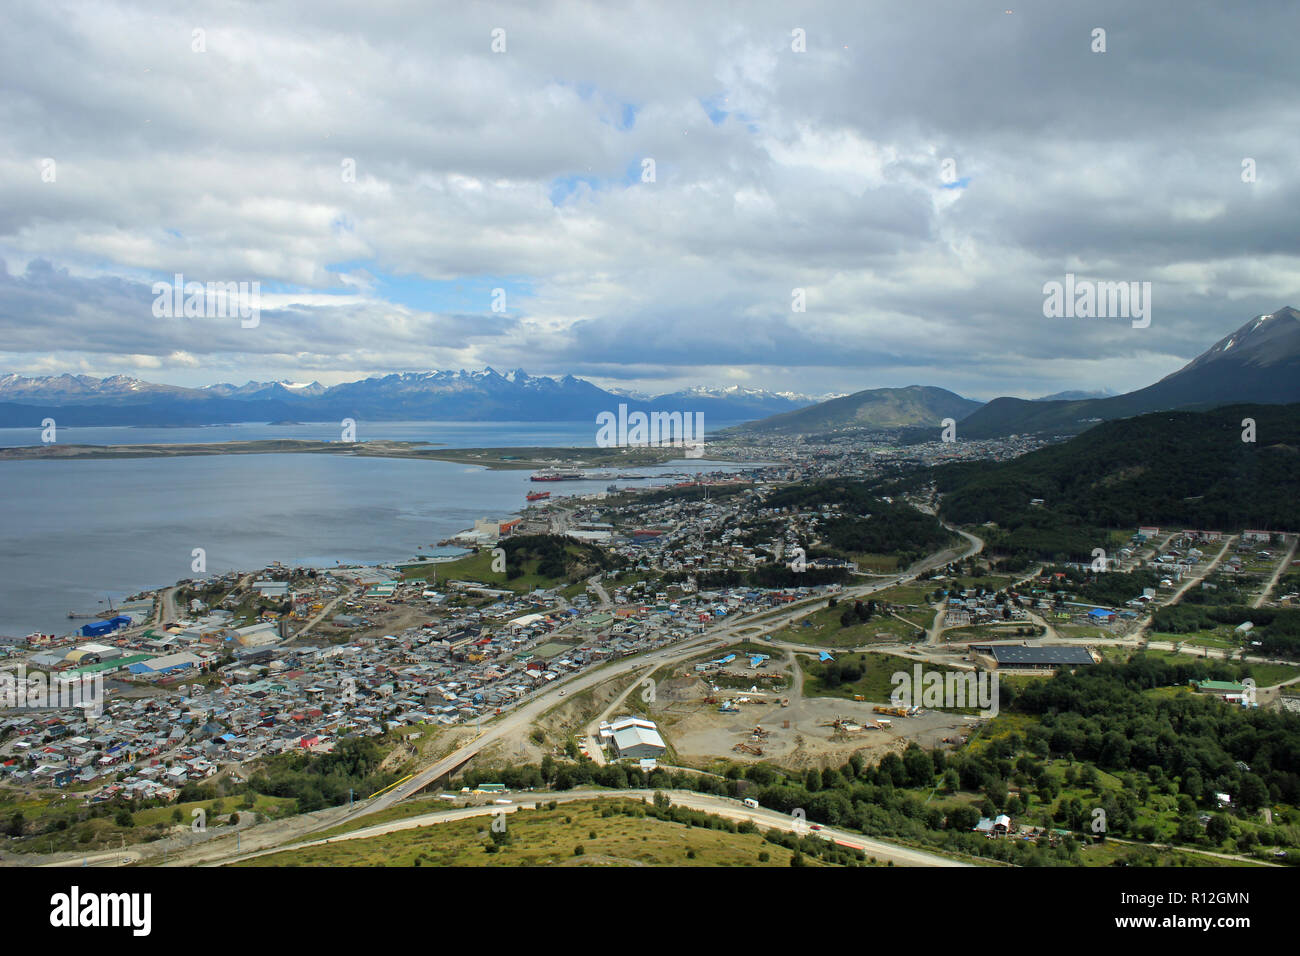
{"left": 974, "top": 644, "right": 1096, "bottom": 670}
{"left": 602, "top": 716, "right": 667, "bottom": 761}
{"left": 79, "top": 616, "right": 132, "bottom": 638}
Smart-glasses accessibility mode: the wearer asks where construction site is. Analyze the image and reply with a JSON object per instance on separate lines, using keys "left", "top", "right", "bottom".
{"left": 635, "top": 647, "right": 980, "bottom": 771}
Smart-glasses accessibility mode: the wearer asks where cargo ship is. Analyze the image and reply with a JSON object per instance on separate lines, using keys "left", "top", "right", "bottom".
{"left": 526, "top": 491, "right": 551, "bottom": 501}
{"left": 529, "top": 470, "right": 583, "bottom": 481}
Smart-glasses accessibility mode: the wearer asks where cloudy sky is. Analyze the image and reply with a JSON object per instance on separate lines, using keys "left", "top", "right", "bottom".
{"left": 2, "top": 0, "right": 1298, "bottom": 401}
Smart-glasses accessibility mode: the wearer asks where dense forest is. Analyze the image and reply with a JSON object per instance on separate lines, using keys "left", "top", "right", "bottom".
{"left": 1041, "top": 564, "right": 1164, "bottom": 606}
{"left": 456, "top": 653, "right": 1300, "bottom": 865}
{"left": 1005, "top": 657, "right": 1300, "bottom": 805}
{"left": 247, "top": 738, "right": 397, "bottom": 812}
{"left": 928, "top": 404, "right": 1300, "bottom": 542}
{"left": 762, "top": 479, "right": 956, "bottom": 563}
{"left": 499, "top": 534, "right": 612, "bottom": 580}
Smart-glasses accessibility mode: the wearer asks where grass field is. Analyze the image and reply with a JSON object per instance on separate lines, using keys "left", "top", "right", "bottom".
{"left": 233, "top": 798, "right": 845, "bottom": 867}
{"left": 845, "top": 553, "right": 901, "bottom": 572}
{"left": 2, "top": 792, "right": 297, "bottom": 855}
{"left": 398, "top": 549, "right": 569, "bottom": 593}
{"left": 797, "top": 651, "right": 970, "bottom": 703}
{"left": 1132, "top": 649, "right": 1300, "bottom": 687}
{"left": 768, "top": 603, "right": 924, "bottom": 649}
{"left": 869, "top": 584, "right": 938, "bottom": 606}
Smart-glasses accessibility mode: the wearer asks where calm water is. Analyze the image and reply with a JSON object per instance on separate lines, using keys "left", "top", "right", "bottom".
{"left": 0, "top": 419, "right": 740, "bottom": 448}
{"left": 0, "top": 450, "right": 752, "bottom": 636}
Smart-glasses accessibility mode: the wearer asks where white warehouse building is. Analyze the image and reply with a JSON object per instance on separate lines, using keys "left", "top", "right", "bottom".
{"left": 606, "top": 716, "right": 667, "bottom": 761}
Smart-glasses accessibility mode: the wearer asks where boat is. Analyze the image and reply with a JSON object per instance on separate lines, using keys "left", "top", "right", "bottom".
{"left": 615, "top": 473, "right": 649, "bottom": 480}
{"left": 526, "top": 491, "right": 551, "bottom": 501}
{"left": 529, "top": 470, "right": 583, "bottom": 481}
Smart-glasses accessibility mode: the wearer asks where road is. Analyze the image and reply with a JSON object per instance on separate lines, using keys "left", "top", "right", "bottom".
{"left": 582, "top": 661, "right": 659, "bottom": 767}
{"left": 293, "top": 586, "right": 352, "bottom": 637}
{"left": 1169, "top": 535, "right": 1237, "bottom": 606}
{"left": 587, "top": 573, "right": 612, "bottom": 609}
{"left": 1254, "top": 534, "right": 1298, "bottom": 608}
{"left": 215, "top": 788, "right": 971, "bottom": 868}
{"left": 61, "top": 526, "right": 989, "bottom": 868}
{"left": 347, "top": 525, "right": 985, "bottom": 819}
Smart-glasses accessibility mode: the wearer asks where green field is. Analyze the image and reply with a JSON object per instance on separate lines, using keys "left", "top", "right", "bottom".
{"left": 768, "top": 603, "right": 924, "bottom": 649}
{"left": 845, "top": 553, "right": 901, "bottom": 573}
{"left": 233, "top": 798, "right": 846, "bottom": 867}
{"left": 1, "top": 792, "right": 296, "bottom": 855}
{"left": 869, "top": 584, "right": 937, "bottom": 605}
{"left": 399, "top": 548, "right": 572, "bottom": 593}
{"left": 1131, "top": 648, "right": 1300, "bottom": 687}
{"left": 534, "top": 639, "right": 580, "bottom": 659}
{"left": 797, "top": 651, "right": 971, "bottom": 704}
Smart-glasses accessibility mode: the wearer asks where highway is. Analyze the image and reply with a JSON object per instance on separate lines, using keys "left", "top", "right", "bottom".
{"left": 126, "top": 526, "right": 989, "bottom": 867}
{"left": 32, "top": 525, "right": 986, "bottom": 869}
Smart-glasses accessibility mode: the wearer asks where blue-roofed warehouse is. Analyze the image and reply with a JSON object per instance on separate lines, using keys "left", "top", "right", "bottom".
{"left": 80, "top": 616, "right": 132, "bottom": 638}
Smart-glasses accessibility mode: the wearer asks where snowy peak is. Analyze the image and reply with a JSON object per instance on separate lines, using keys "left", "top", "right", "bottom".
{"left": 1176, "top": 306, "right": 1300, "bottom": 375}
{"left": 0, "top": 367, "right": 821, "bottom": 425}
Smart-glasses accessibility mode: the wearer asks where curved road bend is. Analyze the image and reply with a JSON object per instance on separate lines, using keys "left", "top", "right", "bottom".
{"left": 215, "top": 788, "right": 971, "bottom": 868}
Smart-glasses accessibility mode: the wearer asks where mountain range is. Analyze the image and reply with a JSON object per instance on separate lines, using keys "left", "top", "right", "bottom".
{"left": 3, "top": 307, "right": 1297, "bottom": 436}
{"left": 955, "top": 306, "right": 1300, "bottom": 438}
{"left": 0, "top": 368, "right": 826, "bottom": 428}
{"left": 727, "top": 306, "right": 1300, "bottom": 439}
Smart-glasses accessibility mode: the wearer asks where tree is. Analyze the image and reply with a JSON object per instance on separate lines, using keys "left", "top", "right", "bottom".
{"left": 1238, "top": 775, "right": 1268, "bottom": 812}
{"left": 1205, "top": 814, "right": 1231, "bottom": 844}
{"left": 1175, "top": 815, "right": 1202, "bottom": 844}
{"left": 947, "top": 805, "right": 981, "bottom": 831}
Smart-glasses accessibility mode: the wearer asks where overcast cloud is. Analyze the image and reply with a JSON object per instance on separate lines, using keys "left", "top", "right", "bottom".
{"left": 1, "top": 0, "right": 1297, "bottom": 400}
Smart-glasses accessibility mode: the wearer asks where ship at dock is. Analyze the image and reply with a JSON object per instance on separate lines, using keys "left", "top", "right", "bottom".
{"left": 529, "top": 470, "right": 583, "bottom": 481}
{"left": 526, "top": 490, "right": 551, "bottom": 501}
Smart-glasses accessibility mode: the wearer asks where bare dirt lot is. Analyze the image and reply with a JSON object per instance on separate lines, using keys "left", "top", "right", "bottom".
{"left": 647, "top": 656, "right": 976, "bottom": 771}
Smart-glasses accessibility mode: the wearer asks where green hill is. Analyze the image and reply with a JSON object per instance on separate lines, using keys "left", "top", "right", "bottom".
{"left": 726, "top": 385, "right": 981, "bottom": 435}
{"left": 928, "top": 403, "right": 1300, "bottom": 558}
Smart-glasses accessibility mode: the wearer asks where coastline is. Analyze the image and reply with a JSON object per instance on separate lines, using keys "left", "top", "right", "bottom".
{"left": 0, "top": 439, "right": 743, "bottom": 470}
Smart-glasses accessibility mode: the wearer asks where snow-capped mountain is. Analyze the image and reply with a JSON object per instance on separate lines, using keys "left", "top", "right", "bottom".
{"left": 0, "top": 373, "right": 185, "bottom": 403}
{"left": 0, "top": 368, "right": 818, "bottom": 427}
{"left": 958, "top": 306, "right": 1300, "bottom": 438}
